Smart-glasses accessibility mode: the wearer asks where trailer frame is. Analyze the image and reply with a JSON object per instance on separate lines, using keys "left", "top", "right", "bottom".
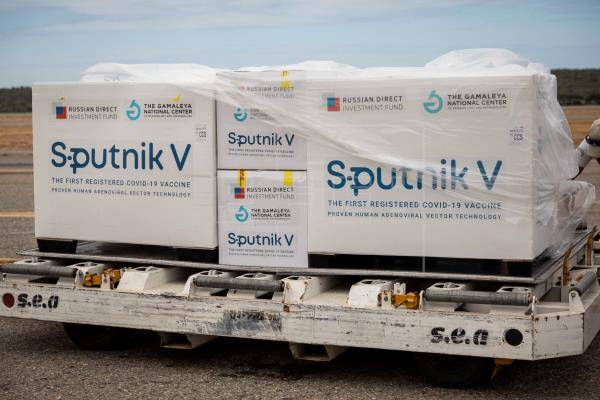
{"left": 1, "top": 226, "right": 600, "bottom": 384}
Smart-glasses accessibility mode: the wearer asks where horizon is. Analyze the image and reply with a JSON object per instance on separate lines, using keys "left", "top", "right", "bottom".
{"left": 1, "top": 0, "right": 599, "bottom": 87}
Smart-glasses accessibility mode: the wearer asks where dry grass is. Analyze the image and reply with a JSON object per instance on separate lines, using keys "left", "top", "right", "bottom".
{"left": 0, "top": 107, "right": 598, "bottom": 151}
{"left": 563, "top": 106, "right": 600, "bottom": 142}
{"left": 0, "top": 113, "right": 32, "bottom": 150}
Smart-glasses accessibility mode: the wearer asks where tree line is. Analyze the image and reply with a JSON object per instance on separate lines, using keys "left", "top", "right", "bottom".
{"left": 0, "top": 87, "right": 32, "bottom": 113}
{"left": 552, "top": 69, "right": 600, "bottom": 105}
{"left": 0, "top": 69, "right": 599, "bottom": 112}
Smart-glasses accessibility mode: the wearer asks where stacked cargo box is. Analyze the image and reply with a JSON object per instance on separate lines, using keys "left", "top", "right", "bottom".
{"left": 32, "top": 52, "right": 594, "bottom": 268}
{"left": 33, "top": 83, "right": 217, "bottom": 251}
{"left": 216, "top": 70, "right": 308, "bottom": 268}
{"left": 223, "top": 65, "right": 592, "bottom": 262}
{"left": 303, "top": 71, "right": 557, "bottom": 260}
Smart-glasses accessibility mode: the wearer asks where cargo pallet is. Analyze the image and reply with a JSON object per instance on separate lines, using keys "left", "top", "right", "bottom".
{"left": 1, "top": 226, "right": 600, "bottom": 387}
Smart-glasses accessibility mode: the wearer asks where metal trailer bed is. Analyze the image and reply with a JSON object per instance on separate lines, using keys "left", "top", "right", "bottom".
{"left": 1, "top": 226, "right": 600, "bottom": 387}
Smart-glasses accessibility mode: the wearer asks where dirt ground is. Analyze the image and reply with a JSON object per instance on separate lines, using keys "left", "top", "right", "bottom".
{"left": 0, "top": 113, "right": 32, "bottom": 150}
{"left": 1, "top": 106, "right": 598, "bottom": 151}
{"left": 564, "top": 105, "right": 600, "bottom": 141}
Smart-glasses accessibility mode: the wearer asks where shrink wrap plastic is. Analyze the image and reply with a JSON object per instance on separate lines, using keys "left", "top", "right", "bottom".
{"left": 81, "top": 49, "right": 594, "bottom": 259}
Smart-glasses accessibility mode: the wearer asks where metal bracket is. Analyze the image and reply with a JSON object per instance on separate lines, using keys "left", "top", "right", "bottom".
{"left": 71, "top": 262, "right": 107, "bottom": 288}
{"left": 347, "top": 279, "right": 397, "bottom": 308}
{"left": 281, "top": 276, "right": 340, "bottom": 304}
{"left": 568, "top": 290, "right": 585, "bottom": 313}
{"left": 289, "top": 342, "right": 347, "bottom": 362}
{"left": 116, "top": 266, "right": 187, "bottom": 293}
{"left": 182, "top": 270, "right": 237, "bottom": 297}
{"left": 158, "top": 333, "right": 215, "bottom": 349}
{"left": 390, "top": 292, "right": 420, "bottom": 309}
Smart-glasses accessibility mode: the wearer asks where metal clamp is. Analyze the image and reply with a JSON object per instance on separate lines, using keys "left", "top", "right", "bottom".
{"left": 391, "top": 292, "right": 419, "bottom": 309}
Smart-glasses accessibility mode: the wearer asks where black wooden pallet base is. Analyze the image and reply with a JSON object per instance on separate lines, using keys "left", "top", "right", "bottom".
{"left": 308, "top": 253, "right": 543, "bottom": 277}
{"left": 29, "top": 225, "right": 594, "bottom": 280}
{"left": 33, "top": 238, "right": 554, "bottom": 277}
{"left": 35, "top": 239, "right": 218, "bottom": 264}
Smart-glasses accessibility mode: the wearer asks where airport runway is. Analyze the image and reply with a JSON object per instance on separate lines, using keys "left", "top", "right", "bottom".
{"left": 1, "top": 150, "right": 600, "bottom": 399}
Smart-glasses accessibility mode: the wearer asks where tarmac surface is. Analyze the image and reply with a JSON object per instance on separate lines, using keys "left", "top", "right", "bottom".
{"left": 1, "top": 150, "right": 600, "bottom": 399}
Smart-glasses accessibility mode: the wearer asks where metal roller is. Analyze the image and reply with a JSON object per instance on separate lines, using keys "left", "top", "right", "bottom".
{"left": 194, "top": 275, "right": 284, "bottom": 292}
{"left": 0, "top": 263, "right": 77, "bottom": 278}
{"left": 425, "top": 289, "right": 532, "bottom": 306}
{"left": 571, "top": 271, "right": 598, "bottom": 295}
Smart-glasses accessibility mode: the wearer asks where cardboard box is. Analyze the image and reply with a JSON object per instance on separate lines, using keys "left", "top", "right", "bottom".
{"left": 218, "top": 170, "right": 308, "bottom": 267}
{"left": 306, "top": 73, "right": 557, "bottom": 260}
{"left": 33, "top": 83, "right": 217, "bottom": 248}
{"left": 216, "top": 70, "right": 307, "bottom": 170}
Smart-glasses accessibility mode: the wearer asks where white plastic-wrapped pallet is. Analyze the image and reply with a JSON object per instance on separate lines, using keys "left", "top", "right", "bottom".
{"left": 33, "top": 82, "right": 217, "bottom": 248}
{"left": 74, "top": 49, "right": 594, "bottom": 261}
{"left": 218, "top": 50, "right": 594, "bottom": 260}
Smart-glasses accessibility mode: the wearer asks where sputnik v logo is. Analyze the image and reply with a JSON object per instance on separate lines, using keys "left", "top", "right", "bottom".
{"left": 235, "top": 205, "right": 249, "bottom": 222}
{"left": 126, "top": 99, "right": 141, "bottom": 121}
{"left": 233, "top": 107, "right": 248, "bottom": 122}
{"left": 423, "top": 90, "right": 443, "bottom": 114}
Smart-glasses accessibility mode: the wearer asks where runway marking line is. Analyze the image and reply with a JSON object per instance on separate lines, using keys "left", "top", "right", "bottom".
{"left": 0, "top": 169, "right": 33, "bottom": 174}
{"left": 0, "top": 211, "right": 34, "bottom": 218}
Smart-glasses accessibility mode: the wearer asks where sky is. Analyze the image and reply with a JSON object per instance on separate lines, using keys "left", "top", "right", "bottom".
{"left": 0, "top": 0, "right": 599, "bottom": 87}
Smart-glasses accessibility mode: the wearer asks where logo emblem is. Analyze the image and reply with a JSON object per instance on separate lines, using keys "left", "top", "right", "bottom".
{"left": 235, "top": 206, "right": 249, "bottom": 222}
{"left": 55, "top": 104, "right": 67, "bottom": 119}
{"left": 234, "top": 186, "right": 245, "bottom": 199}
{"left": 233, "top": 107, "right": 248, "bottom": 122}
{"left": 423, "top": 90, "right": 443, "bottom": 114}
{"left": 326, "top": 97, "right": 340, "bottom": 112}
{"left": 126, "top": 99, "right": 141, "bottom": 120}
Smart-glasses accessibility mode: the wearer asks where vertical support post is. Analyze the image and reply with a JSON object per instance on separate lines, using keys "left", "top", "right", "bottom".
{"left": 562, "top": 244, "right": 573, "bottom": 287}
{"left": 586, "top": 227, "right": 597, "bottom": 266}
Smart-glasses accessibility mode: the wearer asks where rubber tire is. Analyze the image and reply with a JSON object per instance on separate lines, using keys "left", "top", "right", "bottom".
{"left": 413, "top": 353, "right": 495, "bottom": 388}
{"left": 63, "top": 323, "right": 134, "bottom": 351}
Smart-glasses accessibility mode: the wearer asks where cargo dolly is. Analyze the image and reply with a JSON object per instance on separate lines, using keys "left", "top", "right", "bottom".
{"left": 1, "top": 226, "right": 600, "bottom": 387}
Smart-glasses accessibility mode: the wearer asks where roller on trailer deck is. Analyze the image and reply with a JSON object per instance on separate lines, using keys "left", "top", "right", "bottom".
{"left": 1, "top": 226, "right": 600, "bottom": 388}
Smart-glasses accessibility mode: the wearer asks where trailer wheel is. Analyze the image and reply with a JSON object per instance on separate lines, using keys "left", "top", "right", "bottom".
{"left": 63, "top": 323, "right": 134, "bottom": 351}
{"left": 413, "top": 353, "right": 495, "bottom": 388}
